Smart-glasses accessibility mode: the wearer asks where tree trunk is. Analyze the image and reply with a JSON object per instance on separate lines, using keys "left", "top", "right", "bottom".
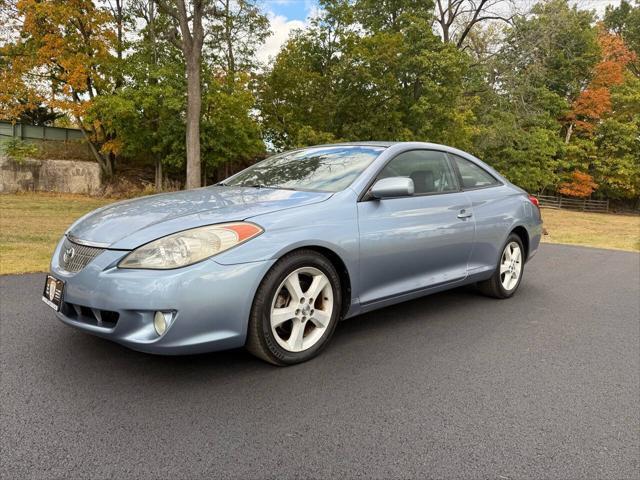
{"left": 108, "top": 151, "right": 116, "bottom": 175}
{"left": 77, "top": 121, "right": 113, "bottom": 177}
{"left": 202, "top": 160, "right": 207, "bottom": 186}
{"left": 185, "top": 58, "right": 202, "bottom": 189}
{"left": 155, "top": 0, "right": 204, "bottom": 189}
{"left": 116, "top": 0, "right": 123, "bottom": 60}
{"left": 155, "top": 158, "right": 163, "bottom": 191}
{"left": 565, "top": 122, "right": 573, "bottom": 144}
{"left": 224, "top": 0, "right": 235, "bottom": 88}
{"left": 89, "top": 141, "right": 112, "bottom": 177}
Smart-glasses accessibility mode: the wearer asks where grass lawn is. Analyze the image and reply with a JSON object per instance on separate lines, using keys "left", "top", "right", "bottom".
{"left": 541, "top": 207, "right": 640, "bottom": 252}
{"left": 0, "top": 193, "right": 638, "bottom": 275}
{"left": 0, "top": 193, "right": 111, "bottom": 275}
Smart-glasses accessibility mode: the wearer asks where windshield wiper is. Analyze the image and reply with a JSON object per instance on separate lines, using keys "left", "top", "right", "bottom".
{"left": 216, "top": 182, "right": 229, "bottom": 186}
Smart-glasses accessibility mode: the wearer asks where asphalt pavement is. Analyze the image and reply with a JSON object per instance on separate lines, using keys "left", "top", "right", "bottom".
{"left": 1, "top": 244, "right": 639, "bottom": 479}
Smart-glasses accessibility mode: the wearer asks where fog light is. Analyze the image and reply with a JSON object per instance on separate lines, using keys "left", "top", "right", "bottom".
{"left": 154, "top": 311, "right": 167, "bottom": 336}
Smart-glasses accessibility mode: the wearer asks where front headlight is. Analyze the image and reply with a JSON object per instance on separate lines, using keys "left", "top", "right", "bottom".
{"left": 118, "top": 222, "right": 263, "bottom": 270}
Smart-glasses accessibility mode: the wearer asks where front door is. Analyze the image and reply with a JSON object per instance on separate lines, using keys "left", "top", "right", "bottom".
{"left": 357, "top": 150, "right": 475, "bottom": 305}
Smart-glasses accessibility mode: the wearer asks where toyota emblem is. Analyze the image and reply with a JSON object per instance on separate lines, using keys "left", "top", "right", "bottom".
{"left": 63, "top": 247, "right": 75, "bottom": 263}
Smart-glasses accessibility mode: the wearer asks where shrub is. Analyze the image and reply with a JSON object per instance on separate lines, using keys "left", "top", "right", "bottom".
{"left": 0, "top": 138, "right": 39, "bottom": 164}
{"left": 559, "top": 170, "right": 599, "bottom": 198}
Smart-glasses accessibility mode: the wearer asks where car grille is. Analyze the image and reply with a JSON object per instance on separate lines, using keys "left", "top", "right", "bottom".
{"left": 59, "top": 237, "right": 105, "bottom": 273}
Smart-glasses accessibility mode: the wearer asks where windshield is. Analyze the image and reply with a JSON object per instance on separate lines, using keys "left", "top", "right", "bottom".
{"left": 223, "top": 146, "right": 385, "bottom": 192}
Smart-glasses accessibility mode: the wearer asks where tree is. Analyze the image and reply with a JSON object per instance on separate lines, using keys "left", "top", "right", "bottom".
{"left": 497, "top": 0, "right": 599, "bottom": 104}
{"left": 261, "top": 0, "right": 476, "bottom": 149}
{"left": 432, "top": 0, "right": 516, "bottom": 48}
{"left": 15, "top": 101, "right": 62, "bottom": 126}
{"left": 590, "top": 74, "right": 640, "bottom": 200}
{"left": 155, "top": 0, "right": 209, "bottom": 189}
{"left": 468, "top": 0, "right": 603, "bottom": 193}
{"left": 206, "top": 0, "right": 269, "bottom": 83}
{"left": 1, "top": 0, "right": 637, "bottom": 204}
{"left": 91, "top": 0, "right": 265, "bottom": 187}
{"left": 558, "top": 27, "right": 638, "bottom": 199}
{"left": 558, "top": 170, "right": 597, "bottom": 198}
{"left": 200, "top": 73, "right": 265, "bottom": 179}
{"left": 604, "top": 0, "right": 640, "bottom": 77}
{"left": 88, "top": 3, "right": 188, "bottom": 187}
{"left": 1, "top": 0, "right": 119, "bottom": 176}
{"left": 259, "top": 4, "right": 349, "bottom": 149}
{"left": 102, "top": 0, "right": 127, "bottom": 61}
{"left": 566, "top": 28, "right": 637, "bottom": 141}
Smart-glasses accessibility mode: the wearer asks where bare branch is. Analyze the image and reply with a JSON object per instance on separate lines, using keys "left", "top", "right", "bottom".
{"left": 432, "top": 0, "right": 516, "bottom": 49}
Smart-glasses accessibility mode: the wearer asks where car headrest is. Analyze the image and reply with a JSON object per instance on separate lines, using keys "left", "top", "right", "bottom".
{"left": 410, "top": 170, "right": 434, "bottom": 194}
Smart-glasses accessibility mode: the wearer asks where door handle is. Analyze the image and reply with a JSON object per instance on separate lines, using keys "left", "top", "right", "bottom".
{"left": 457, "top": 209, "right": 473, "bottom": 219}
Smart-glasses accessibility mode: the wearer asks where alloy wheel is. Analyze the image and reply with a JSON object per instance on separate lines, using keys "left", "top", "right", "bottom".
{"left": 270, "top": 267, "right": 334, "bottom": 353}
{"left": 500, "top": 241, "right": 522, "bottom": 291}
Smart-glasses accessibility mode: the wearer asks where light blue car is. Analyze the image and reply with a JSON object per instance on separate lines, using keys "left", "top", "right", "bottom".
{"left": 44, "top": 142, "right": 543, "bottom": 365}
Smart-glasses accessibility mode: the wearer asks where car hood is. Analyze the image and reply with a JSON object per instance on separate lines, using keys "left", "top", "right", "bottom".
{"left": 67, "top": 186, "right": 332, "bottom": 249}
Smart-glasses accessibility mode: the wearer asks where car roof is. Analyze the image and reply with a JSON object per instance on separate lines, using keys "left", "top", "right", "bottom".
{"left": 312, "top": 141, "right": 466, "bottom": 151}
{"left": 310, "top": 141, "right": 489, "bottom": 162}
{"left": 312, "top": 141, "right": 398, "bottom": 148}
{"left": 313, "top": 141, "right": 509, "bottom": 185}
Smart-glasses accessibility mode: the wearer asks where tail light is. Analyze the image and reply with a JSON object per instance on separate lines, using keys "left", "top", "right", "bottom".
{"left": 528, "top": 195, "right": 540, "bottom": 209}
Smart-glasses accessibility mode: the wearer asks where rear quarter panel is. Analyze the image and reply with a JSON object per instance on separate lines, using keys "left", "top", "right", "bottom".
{"left": 466, "top": 185, "right": 542, "bottom": 277}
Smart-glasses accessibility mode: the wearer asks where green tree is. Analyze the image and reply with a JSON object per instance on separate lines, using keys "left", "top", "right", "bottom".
{"left": 206, "top": 0, "right": 270, "bottom": 81}
{"left": 88, "top": 2, "right": 187, "bottom": 186}
{"left": 201, "top": 74, "right": 265, "bottom": 178}
{"left": 259, "top": 27, "right": 342, "bottom": 149}
{"left": 604, "top": 0, "right": 640, "bottom": 77}
{"left": 91, "top": 1, "right": 265, "bottom": 187}
{"left": 591, "top": 74, "right": 640, "bottom": 199}
{"left": 260, "top": 0, "right": 476, "bottom": 149}
{"left": 471, "top": 0, "right": 600, "bottom": 193}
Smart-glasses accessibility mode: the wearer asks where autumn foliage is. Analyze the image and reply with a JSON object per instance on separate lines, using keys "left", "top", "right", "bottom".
{"left": 569, "top": 27, "right": 637, "bottom": 133}
{"left": 0, "top": 0, "right": 117, "bottom": 174}
{"left": 0, "top": 0, "right": 638, "bottom": 200}
{"left": 1, "top": 0, "right": 115, "bottom": 118}
{"left": 559, "top": 171, "right": 599, "bottom": 198}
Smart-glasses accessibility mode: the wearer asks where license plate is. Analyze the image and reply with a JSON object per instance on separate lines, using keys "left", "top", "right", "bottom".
{"left": 42, "top": 275, "right": 64, "bottom": 312}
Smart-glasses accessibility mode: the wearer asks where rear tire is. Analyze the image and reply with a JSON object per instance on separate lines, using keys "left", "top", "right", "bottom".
{"left": 246, "top": 250, "right": 342, "bottom": 366}
{"left": 478, "top": 233, "right": 525, "bottom": 299}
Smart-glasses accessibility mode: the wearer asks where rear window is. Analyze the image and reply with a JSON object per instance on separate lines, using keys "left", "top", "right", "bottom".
{"left": 451, "top": 154, "right": 500, "bottom": 189}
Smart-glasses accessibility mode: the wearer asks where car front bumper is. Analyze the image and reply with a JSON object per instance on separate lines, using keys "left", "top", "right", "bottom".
{"left": 49, "top": 239, "right": 275, "bottom": 355}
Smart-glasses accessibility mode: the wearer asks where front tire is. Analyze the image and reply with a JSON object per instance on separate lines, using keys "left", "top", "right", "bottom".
{"left": 478, "top": 233, "right": 525, "bottom": 299}
{"left": 246, "top": 250, "right": 342, "bottom": 365}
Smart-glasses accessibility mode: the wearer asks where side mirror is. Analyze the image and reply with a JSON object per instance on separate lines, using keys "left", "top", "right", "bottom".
{"left": 369, "top": 177, "right": 415, "bottom": 199}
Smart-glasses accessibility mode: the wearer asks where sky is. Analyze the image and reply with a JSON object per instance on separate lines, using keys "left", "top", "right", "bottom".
{"left": 256, "top": 0, "right": 622, "bottom": 64}
{"left": 257, "top": 0, "right": 318, "bottom": 63}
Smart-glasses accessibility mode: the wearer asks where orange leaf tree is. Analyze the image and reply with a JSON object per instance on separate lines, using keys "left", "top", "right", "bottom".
{"left": 558, "top": 170, "right": 599, "bottom": 198}
{"left": 0, "top": 0, "right": 118, "bottom": 176}
{"left": 567, "top": 27, "right": 637, "bottom": 139}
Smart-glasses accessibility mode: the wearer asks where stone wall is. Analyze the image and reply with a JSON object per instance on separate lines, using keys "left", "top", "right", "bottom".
{"left": 0, "top": 155, "right": 102, "bottom": 195}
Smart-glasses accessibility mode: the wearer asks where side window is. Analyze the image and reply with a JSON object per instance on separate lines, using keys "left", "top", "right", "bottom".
{"left": 451, "top": 154, "right": 499, "bottom": 189}
{"left": 377, "top": 150, "right": 458, "bottom": 195}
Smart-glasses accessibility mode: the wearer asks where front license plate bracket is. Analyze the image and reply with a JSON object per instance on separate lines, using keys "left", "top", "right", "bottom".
{"left": 42, "top": 275, "right": 64, "bottom": 312}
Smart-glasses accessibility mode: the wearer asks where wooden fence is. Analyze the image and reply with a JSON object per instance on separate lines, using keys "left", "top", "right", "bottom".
{"left": 538, "top": 194, "right": 609, "bottom": 213}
